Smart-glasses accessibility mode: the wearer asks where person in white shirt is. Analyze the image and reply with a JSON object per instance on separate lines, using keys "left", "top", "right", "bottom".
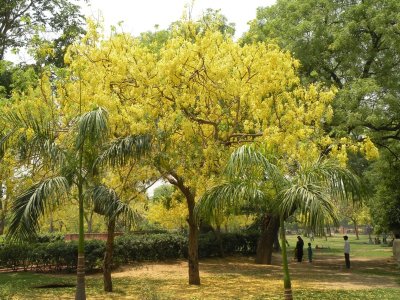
{"left": 343, "top": 235, "right": 350, "bottom": 269}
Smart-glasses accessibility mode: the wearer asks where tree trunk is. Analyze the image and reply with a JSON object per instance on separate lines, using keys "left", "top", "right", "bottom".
{"left": 84, "top": 211, "right": 94, "bottom": 233}
{"left": 75, "top": 185, "right": 86, "bottom": 300}
{"left": 256, "top": 215, "right": 279, "bottom": 264}
{"left": 280, "top": 215, "right": 293, "bottom": 300}
{"left": 352, "top": 219, "right": 359, "bottom": 240}
{"left": 0, "top": 185, "right": 6, "bottom": 235}
{"left": 49, "top": 209, "right": 54, "bottom": 233}
{"left": 0, "top": 202, "right": 5, "bottom": 235}
{"left": 327, "top": 226, "right": 332, "bottom": 237}
{"left": 0, "top": 215, "right": 4, "bottom": 235}
{"left": 273, "top": 220, "right": 281, "bottom": 252}
{"left": 214, "top": 224, "right": 225, "bottom": 258}
{"left": 187, "top": 198, "right": 200, "bottom": 285}
{"left": 103, "top": 218, "right": 116, "bottom": 292}
{"left": 168, "top": 173, "right": 200, "bottom": 285}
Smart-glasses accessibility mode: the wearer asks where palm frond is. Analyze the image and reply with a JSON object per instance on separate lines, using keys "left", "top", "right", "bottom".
{"left": 97, "top": 134, "right": 152, "bottom": 167}
{"left": 279, "top": 183, "right": 339, "bottom": 233}
{"left": 195, "top": 180, "right": 267, "bottom": 224}
{"left": 76, "top": 107, "right": 109, "bottom": 149}
{"left": 2, "top": 108, "right": 54, "bottom": 140}
{"left": 301, "top": 159, "right": 363, "bottom": 202}
{"left": 2, "top": 108, "right": 60, "bottom": 162}
{"left": 225, "top": 145, "right": 282, "bottom": 184}
{"left": 92, "top": 185, "right": 140, "bottom": 228}
{"left": 0, "top": 130, "right": 13, "bottom": 159}
{"left": 7, "top": 177, "right": 70, "bottom": 242}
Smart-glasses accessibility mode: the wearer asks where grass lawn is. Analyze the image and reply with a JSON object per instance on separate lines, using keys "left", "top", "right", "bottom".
{"left": 0, "top": 234, "right": 399, "bottom": 299}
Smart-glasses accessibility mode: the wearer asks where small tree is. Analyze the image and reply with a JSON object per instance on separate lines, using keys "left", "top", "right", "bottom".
{"left": 92, "top": 185, "right": 140, "bottom": 292}
{"left": 196, "top": 145, "right": 361, "bottom": 300}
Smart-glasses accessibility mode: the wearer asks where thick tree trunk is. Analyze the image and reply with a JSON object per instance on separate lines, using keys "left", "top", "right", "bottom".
{"left": 273, "top": 220, "right": 281, "bottom": 252}
{"left": 256, "top": 215, "right": 279, "bottom": 264}
{"left": 103, "top": 218, "right": 116, "bottom": 292}
{"left": 167, "top": 173, "right": 200, "bottom": 285}
{"left": 187, "top": 198, "right": 200, "bottom": 285}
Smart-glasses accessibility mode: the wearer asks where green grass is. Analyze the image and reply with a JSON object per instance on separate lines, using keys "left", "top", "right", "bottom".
{"left": 286, "top": 234, "right": 393, "bottom": 259}
{"left": 0, "top": 234, "right": 398, "bottom": 299}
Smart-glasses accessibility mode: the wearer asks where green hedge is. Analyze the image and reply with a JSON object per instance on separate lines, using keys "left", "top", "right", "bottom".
{"left": 0, "top": 232, "right": 259, "bottom": 272}
{"left": 0, "top": 240, "right": 104, "bottom": 272}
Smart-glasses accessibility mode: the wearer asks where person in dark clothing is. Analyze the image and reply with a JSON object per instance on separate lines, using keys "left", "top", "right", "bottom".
{"left": 307, "top": 242, "right": 313, "bottom": 263}
{"left": 344, "top": 235, "right": 350, "bottom": 268}
{"left": 296, "top": 236, "right": 304, "bottom": 262}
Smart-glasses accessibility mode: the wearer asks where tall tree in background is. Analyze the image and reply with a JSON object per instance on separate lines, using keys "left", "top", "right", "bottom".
{"left": 244, "top": 0, "right": 400, "bottom": 235}
{"left": 0, "top": 0, "right": 85, "bottom": 63}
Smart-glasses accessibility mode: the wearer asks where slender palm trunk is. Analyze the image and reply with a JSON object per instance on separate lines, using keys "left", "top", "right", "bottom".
{"left": 0, "top": 185, "right": 6, "bottom": 235}
{"left": 75, "top": 185, "right": 86, "bottom": 300}
{"left": 280, "top": 215, "right": 293, "bottom": 300}
{"left": 104, "top": 218, "right": 116, "bottom": 292}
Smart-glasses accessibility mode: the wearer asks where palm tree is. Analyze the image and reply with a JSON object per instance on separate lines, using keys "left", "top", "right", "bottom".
{"left": 196, "top": 145, "right": 361, "bottom": 300}
{"left": 6, "top": 106, "right": 152, "bottom": 299}
{"left": 7, "top": 107, "right": 109, "bottom": 299}
{"left": 92, "top": 185, "right": 140, "bottom": 292}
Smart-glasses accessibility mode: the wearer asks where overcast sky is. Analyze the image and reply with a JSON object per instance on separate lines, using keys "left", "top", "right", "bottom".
{"left": 7, "top": 0, "right": 276, "bottom": 62}
{"left": 82, "top": 0, "right": 276, "bottom": 38}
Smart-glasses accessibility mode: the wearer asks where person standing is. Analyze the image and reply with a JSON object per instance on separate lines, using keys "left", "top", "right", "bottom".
{"left": 344, "top": 235, "right": 350, "bottom": 268}
{"left": 307, "top": 243, "right": 313, "bottom": 263}
{"left": 296, "top": 236, "right": 304, "bottom": 262}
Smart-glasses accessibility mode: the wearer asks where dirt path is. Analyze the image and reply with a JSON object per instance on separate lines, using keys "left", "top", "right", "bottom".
{"left": 111, "top": 254, "right": 400, "bottom": 291}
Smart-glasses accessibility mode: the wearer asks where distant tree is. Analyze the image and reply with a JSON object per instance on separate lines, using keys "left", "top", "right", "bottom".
{"left": 244, "top": 0, "right": 399, "bottom": 236}
{"left": 0, "top": 0, "right": 86, "bottom": 63}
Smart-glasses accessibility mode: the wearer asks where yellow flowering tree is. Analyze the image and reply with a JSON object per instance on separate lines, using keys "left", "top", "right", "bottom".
{"left": 61, "top": 21, "right": 374, "bottom": 286}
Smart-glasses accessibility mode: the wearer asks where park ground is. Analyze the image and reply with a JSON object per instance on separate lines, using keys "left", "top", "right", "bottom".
{"left": 0, "top": 235, "right": 399, "bottom": 299}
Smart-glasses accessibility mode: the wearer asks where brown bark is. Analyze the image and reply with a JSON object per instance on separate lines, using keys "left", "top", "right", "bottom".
{"left": 85, "top": 211, "right": 94, "bottom": 233}
{"left": 103, "top": 218, "right": 116, "bottom": 292}
{"left": 353, "top": 219, "right": 360, "bottom": 240}
{"left": 167, "top": 173, "right": 200, "bottom": 285}
{"left": 75, "top": 254, "right": 86, "bottom": 300}
{"left": 255, "top": 215, "right": 279, "bottom": 264}
{"left": 187, "top": 195, "right": 200, "bottom": 285}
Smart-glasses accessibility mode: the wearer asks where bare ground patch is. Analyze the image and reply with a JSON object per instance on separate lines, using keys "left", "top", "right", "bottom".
{"left": 110, "top": 254, "right": 399, "bottom": 292}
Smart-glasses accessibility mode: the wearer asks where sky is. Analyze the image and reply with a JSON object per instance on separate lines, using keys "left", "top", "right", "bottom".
{"left": 7, "top": 0, "right": 276, "bottom": 63}
{"left": 82, "top": 0, "right": 277, "bottom": 38}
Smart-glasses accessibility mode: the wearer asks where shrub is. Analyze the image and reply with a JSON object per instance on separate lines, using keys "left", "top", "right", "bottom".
{"left": 0, "top": 231, "right": 259, "bottom": 271}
